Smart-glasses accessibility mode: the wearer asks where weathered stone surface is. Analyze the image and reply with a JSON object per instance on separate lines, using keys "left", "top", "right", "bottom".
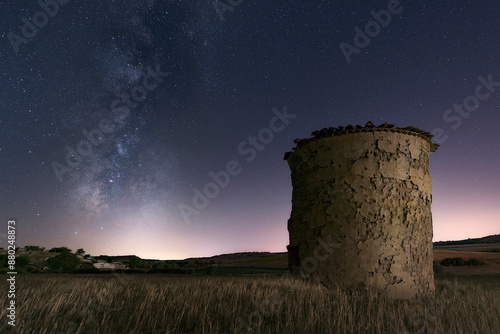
{"left": 285, "top": 122, "right": 437, "bottom": 299}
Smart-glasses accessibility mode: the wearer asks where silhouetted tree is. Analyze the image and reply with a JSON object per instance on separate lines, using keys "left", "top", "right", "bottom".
{"left": 49, "top": 247, "right": 72, "bottom": 253}
{"left": 128, "top": 256, "right": 142, "bottom": 268}
{"left": 25, "top": 245, "right": 45, "bottom": 251}
{"left": 0, "top": 254, "right": 8, "bottom": 268}
{"left": 16, "top": 255, "right": 30, "bottom": 267}
{"left": 46, "top": 252, "right": 80, "bottom": 272}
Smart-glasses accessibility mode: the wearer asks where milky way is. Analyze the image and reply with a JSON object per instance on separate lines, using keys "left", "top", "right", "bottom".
{"left": 1, "top": 1, "right": 499, "bottom": 259}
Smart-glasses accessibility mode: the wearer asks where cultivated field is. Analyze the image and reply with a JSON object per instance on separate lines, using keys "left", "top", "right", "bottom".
{"left": 434, "top": 243, "right": 500, "bottom": 275}
{"left": 433, "top": 243, "right": 500, "bottom": 262}
{"left": 1, "top": 273, "right": 500, "bottom": 334}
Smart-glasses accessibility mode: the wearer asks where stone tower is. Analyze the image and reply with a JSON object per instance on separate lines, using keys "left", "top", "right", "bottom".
{"left": 284, "top": 122, "right": 438, "bottom": 299}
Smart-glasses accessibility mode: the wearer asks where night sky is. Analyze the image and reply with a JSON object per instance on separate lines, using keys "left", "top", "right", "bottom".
{"left": 1, "top": 0, "right": 499, "bottom": 260}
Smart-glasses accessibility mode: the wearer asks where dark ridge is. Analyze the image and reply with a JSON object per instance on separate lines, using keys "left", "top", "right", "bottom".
{"left": 434, "top": 234, "right": 500, "bottom": 246}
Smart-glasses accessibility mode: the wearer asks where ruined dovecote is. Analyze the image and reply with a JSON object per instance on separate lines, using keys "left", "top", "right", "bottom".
{"left": 285, "top": 121, "right": 438, "bottom": 299}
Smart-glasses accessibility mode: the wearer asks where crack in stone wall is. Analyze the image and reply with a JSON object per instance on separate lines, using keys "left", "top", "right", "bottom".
{"left": 285, "top": 123, "right": 437, "bottom": 299}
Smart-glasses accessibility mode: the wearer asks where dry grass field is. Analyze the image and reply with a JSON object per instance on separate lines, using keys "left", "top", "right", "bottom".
{"left": 1, "top": 273, "right": 500, "bottom": 334}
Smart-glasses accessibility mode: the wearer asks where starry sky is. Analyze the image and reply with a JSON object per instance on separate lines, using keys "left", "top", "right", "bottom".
{"left": 0, "top": 0, "right": 499, "bottom": 260}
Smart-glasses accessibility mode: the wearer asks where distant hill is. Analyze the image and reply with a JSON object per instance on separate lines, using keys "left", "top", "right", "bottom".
{"left": 434, "top": 234, "right": 500, "bottom": 246}
{"left": 185, "top": 251, "right": 287, "bottom": 263}
{"left": 183, "top": 252, "right": 288, "bottom": 271}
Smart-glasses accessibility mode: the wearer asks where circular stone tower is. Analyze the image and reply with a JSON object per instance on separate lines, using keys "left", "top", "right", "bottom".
{"left": 284, "top": 122, "right": 438, "bottom": 299}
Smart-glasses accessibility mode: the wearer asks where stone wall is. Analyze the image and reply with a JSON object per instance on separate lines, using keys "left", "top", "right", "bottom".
{"left": 285, "top": 122, "right": 438, "bottom": 299}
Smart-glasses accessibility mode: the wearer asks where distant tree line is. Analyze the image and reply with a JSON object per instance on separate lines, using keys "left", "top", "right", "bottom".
{"left": 25, "top": 245, "right": 45, "bottom": 251}
{"left": 439, "top": 257, "right": 485, "bottom": 266}
{"left": 0, "top": 254, "right": 30, "bottom": 268}
{"left": 48, "top": 247, "right": 72, "bottom": 253}
{"left": 0, "top": 245, "right": 221, "bottom": 274}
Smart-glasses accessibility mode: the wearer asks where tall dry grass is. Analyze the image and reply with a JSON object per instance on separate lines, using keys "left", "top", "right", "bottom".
{"left": 1, "top": 274, "right": 499, "bottom": 333}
